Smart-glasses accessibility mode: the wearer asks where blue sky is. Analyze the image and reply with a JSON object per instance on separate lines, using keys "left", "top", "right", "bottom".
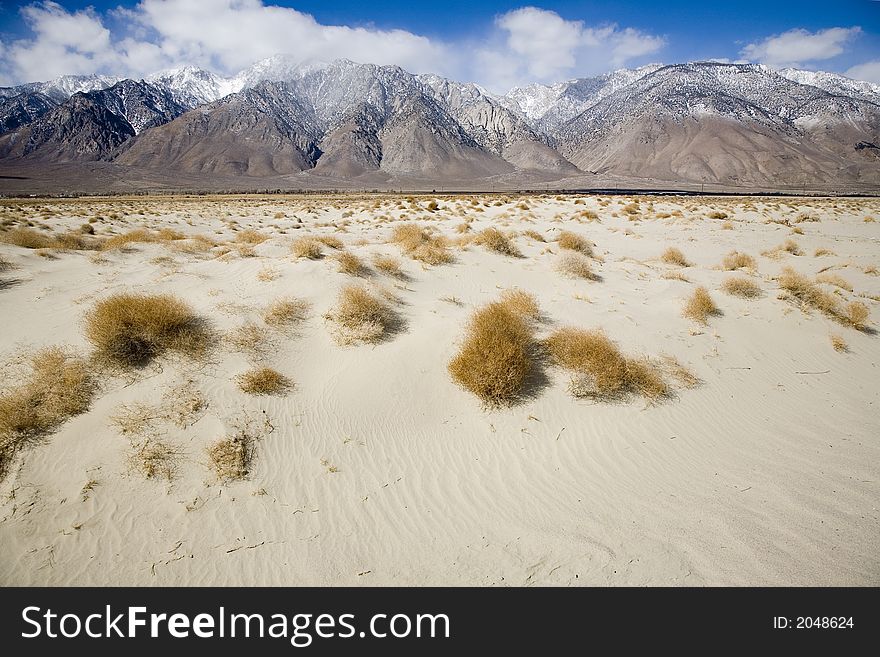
{"left": 1, "top": 1, "right": 878, "bottom": 90}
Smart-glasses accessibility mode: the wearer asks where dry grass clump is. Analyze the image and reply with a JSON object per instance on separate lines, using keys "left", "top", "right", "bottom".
{"left": 661, "top": 247, "right": 690, "bottom": 267}
{"left": 544, "top": 328, "right": 668, "bottom": 401}
{"left": 291, "top": 237, "right": 323, "bottom": 259}
{"left": 0, "top": 347, "right": 95, "bottom": 478}
{"left": 721, "top": 276, "right": 762, "bottom": 298}
{"left": 85, "top": 293, "right": 212, "bottom": 367}
{"left": 372, "top": 254, "right": 404, "bottom": 278}
{"left": 556, "top": 252, "right": 598, "bottom": 280}
{"left": 101, "top": 228, "right": 181, "bottom": 251}
{"left": 335, "top": 251, "right": 367, "bottom": 276}
{"left": 207, "top": 431, "right": 254, "bottom": 482}
{"left": 683, "top": 286, "right": 720, "bottom": 324}
{"left": 236, "top": 367, "right": 291, "bottom": 395}
{"left": 777, "top": 267, "right": 870, "bottom": 330}
{"left": 0, "top": 255, "right": 12, "bottom": 272}
{"left": 224, "top": 322, "right": 269, "bottom": 359}
{"left": 814, "top": 248, "right": 836, "bottom": 257}
{"left": 523, "top": 229, "right": 546, "bottom": 242}
{"left": 327, "top": 285, "right": 399, "bottom": 344}
{"left": 263, "top": 297, "right": 310, "bottom": 327}
{"left": 316, "top": 235, "right": 344, "bottom": 250}
{"left": 707, "top": 210, "right": 728, "bottom": 219}
{"left": 830, "top": 334, "right": 848, "bottom": 352}
{"left": 557, "top": 230, "right": 593, "bottom": 255}
{"left": 0, "top": 227, "right": 95, "bottom": 250}
{"left": 816, "top": 273, "right": 853, "bottom": 292}
{"left": 389, "top": 224, "right": 452, "bottom": 265}
{"left": 472, "top": 228, "right": 522, "bottom": 257}
{"left": 129, "top": 439, "right": 178, "bottom": 480}
{"left": 499, "top": 289, "right": 540, "bottom": 320}
{"left": 234, "top": 229, "right": 268, "bottom": 245}
{"left": 448, "top": 300, "right": 536, "bottom": 406}
{"left": 721, "top": 251, "right": 756, "bottom": 271}
{"left": 662, "top": 271, "right": 690, "bottom": 282}
{"left": 781, "top": 239, "right": 802, "bottom": 255}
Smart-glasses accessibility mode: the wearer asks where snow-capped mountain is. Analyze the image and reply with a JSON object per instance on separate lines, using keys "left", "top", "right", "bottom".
{"left": 0, "top": 58, "right": 878, "bottom": 187}
{"left": 0, "top": 74, "right": 121, "bottom": 103}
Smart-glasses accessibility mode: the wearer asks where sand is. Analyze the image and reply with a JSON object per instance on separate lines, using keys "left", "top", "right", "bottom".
{"left": 0, "top": 193, "right": 878, "bottom": 586}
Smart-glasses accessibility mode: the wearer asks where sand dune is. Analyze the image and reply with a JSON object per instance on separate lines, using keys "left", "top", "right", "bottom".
{"left": 0, "top": 193, "right": 878, "bottom": 585}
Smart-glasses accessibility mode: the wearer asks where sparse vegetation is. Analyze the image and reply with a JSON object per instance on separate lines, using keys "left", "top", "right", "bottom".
{"left": 556, "top": 252, "right": 597, "bottom": 280}
{"left": 830, "top": 334, "right": 848, "bottom": 352}
{"left": 372, "top": 254, "right": 404, "bottom": 277}
{"left": 237, "top": 367, "right": 291, "bottom": 395}
{"left": 777, "top": 266, "right": 871, "bottom": 330}
{"left": 263, "top": 297, "right": 310, "bottom": 327}
{"left": 683, "top": 286, "right": 720, "bottom": 324}
{"left": 390, "top": 224, "right": 452, "bottom": 265}
{"left": 85, "top": 293, "right": 212, "bottom": 367}
{"left": 207, "top": 430, "right": 254, "bottom": 482}
{"left": 557, "top": 230, "right": 592, "bottom": 255}
{"left": 473, "top": 228, "right": 521, "bottom": 257}
{"left": 721, "top": 276, "right": 762, "bottom": 298}
{"left": 661, "top": 247, "right": 690, "bottom": 267}
{"left": 448, "top": 298, "right": 537, "bottom": 406}
{"left": 544, "top": 328, "right": 668, "bottom": 401}
{"left": 327, "top": 285, "right": 399, "bottom": 344}
{"left": 721, "top": 251, "right": 756, "bottom": 271}
{"left": 0, "top": 347, "right": 95, "bottom": 478}
{"left": 292, "top": 237, "right": 323, "bottom": 259}
{"left": 335, "top": 251, "right": 367, "bottom": 276}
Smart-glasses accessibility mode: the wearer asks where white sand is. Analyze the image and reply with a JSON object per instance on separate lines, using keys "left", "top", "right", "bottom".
{"left": 0, "top": 194, "right": 878, "bottom": 586}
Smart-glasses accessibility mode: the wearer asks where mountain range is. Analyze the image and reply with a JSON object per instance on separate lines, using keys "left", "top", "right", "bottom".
{"left": 0, "top": 56, "right": 878, "bottom": 190}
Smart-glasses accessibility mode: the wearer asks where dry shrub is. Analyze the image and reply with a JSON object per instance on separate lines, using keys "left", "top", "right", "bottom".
{"left": 721, "top": 276, "right": 762, "bottom": 298}
{"left": 472, "top": 228, "right": 521, "bottom": 257}
{"left": 776, "top": 267, "right": 870, "bottom": 329}
{"left": 0, "top": 347, "right": 95, "bottom": 478}
{"left": 499, "top": 289, "right": 540, "bottom": 320}
{"left": 234, "top": 229, "right": 268, "bottom": 245}
{"left": 816, "top": 273, "right": 853, "bottom": 292}
{"left": 172, "top": 234, "right": 216, "bottom": 255}
{"left": 328, "top": 285, "right": 399, "bottom": 344}
{"left": 316, "top": 235, "right": 344, "bottom": 250}
{"left": 523, "top": 230, "right": 545, "bottom": 242}
{"left": 335, "top": 251, "right": 367, "bottom": 276}
{"left": 556, "top": 252, "right": 597, "bottom": 280}
{"left": 225, "top": 322, "right": 269, "bottom": 359}
{"left": 707, "top": 210, "right": 728, "bottom": 219}
{"left": 557, "top": 230, "right": 593, "bottom": 255}
{"left": 721, "top": 221, "right": 734, "bottom": 230}
{"left": 683, "top": 287, "right": 719, "bottom": 324}
{"left": 130, "top": 439, "right": 178, "bottom": 480}
{"left": 292, "top": 237, "right": 323, "bottom": 259}
{"left": 814, "top": 248, "right": 836, "bottom": 257}
{"left": 207, "top": 433, "right": 253, "bottom": 482}
{"left": 0, "top": 228, "right": 95, "bottom": 250}
{"left": 830, "top": 334, "right": 848, "bottom": 352}
{"left": 85, "top": 293, "right": 212, "bottom": 367}
{"left": 110, "top": 402, "right": 159, "bottom": 436}
{"left": 101, "top": 228, "right": 181, "bottom": 251}
{"left": 372, "top": 254, "right": 404, "bottom": 278}
{"left": 544, "top": 328, "right": 668, "bottom": 401}
{"left": 662, "top": 271, "right": 690, "bottom": 282}
{"left": 263, "top": 297, "right": 310, "bottom": 327}
{"left": 781, "top": 239, "right": 802, "bottom": 255}
{"left": 661, "top": 247, "right": 690, "bottom": 267}
{"left": 448, "top": 301, "right": 536, "bottom": 406}
{"left": 721, "top": 251, "right": 756, "bottom": 271}
{"left": 237, "top": 367, "right": 291, "bottom": 395}
{"left": 389, "top": 224, "right": 452, "bottom": 265}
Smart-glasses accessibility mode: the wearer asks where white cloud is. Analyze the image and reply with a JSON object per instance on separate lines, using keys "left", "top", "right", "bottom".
{"left": 0, "top": 1, "right": 665, "bottom": 91}
{"left": 491, "top": 7, "right": 665, "bottom": 89}
{"left": 846, "top": 60, "right": 880, "bottom": 85}
{"left": 741, "top": 27, "right": 861, "bottom": 68}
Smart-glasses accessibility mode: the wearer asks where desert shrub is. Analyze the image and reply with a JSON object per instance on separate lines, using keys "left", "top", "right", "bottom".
{"left": 448, "top": 301, "right": 535, "bottom": 406}
{"left": 557, "top": 230, "right": 592, "bottom": 255}
{"left": 523, "top": 230, "right": 545, "bottom": 242}
{"left": 263, "top": 297, "right": 310, "bottom": 327}
{"left": 372, "top": 254, "right": 404, "bottom": 277}
{"left": 207, "top": 431, "right": 253, "bottom": 482}
{"left": 236, "top": 367, "right": 291, "bottom": 395}
{"left": 234, "top": 229, "right": 268, "bottom": 245}
{"left": 781, "top": 239, "right": 802, "bottom": 255}
{"left": 707, "top": 210, "right": 728, "bottom": 219}
{"left": 0, "top": 228, "right": 54, "bottom": 249}
{"left": 845, "top": 301, "right": 870, "bottom": 331}
{"left": 661, "top": 247, "right": 690, "bottom": 267}
{"left": 129, "top": 439, "right": 178, "bottom": 480}
{"left": 85, "top": 293, "right": 212, "bottom": 367}
{"left": 816, "top": 273, "right": 853, "bottom": 292}
{"left": 814, "top": 248, "right": 836, "bottom": 257}
{"left": 830, "top": 334, "right": 848, "bottom": 352}
{"left": 328, "top": 285, "right": 399, "bottom": 344}
{"left": 292, "top": 237, "right": 323, "bottom": 259}
{"left": 335, "top": 251, "right": 367, "bottom": 276}
{"left": 721, "top": 276, "right": 762, "bottom": 298}
{"left": 683, "top": 287, "right": 719, "bottom": 324}
{"left": 389, "top": 224, "right": 452, "bottom": 265}
{"left": 316, "top": 235, "right": 344, "bottom": 250}
{"left": 0, "top": 347, "right": 94, "bottom": 478}
{"left": 544, "top": 328, "right": 668, "bottom": 400}
{"left": 556, "top": 252, "right": 597, "bottom": 280}
{"left": 499, "top": 289, "right": 540, "bottom": 320}
{"left": 775, "top": 267, "right": 870, "bottom": 329}
{"left": 721, "top": 251, "right": 756, "bottom": 271}
{"left": 473, "top": 227, "right": 521, "bottom": 256}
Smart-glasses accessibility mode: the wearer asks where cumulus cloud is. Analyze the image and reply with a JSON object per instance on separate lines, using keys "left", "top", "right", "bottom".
{"left": 0, "top": 1, "right": 665, "bottom": 91}
{"left": 846, "top": 60, "right": 880, "bottom": 85}
{"left": 490, "top": 7, "right": 665, "bottom": 88}
{"left": 741, "top": 27, "right": 862, "bottom": 68}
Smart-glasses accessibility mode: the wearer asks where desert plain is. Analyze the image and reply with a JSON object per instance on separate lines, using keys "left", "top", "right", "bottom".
{"left": 0, "top": 192, "right": 877, "bottom": 586}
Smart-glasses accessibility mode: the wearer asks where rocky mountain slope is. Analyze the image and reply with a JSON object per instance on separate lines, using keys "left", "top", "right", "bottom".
{"left": 0, "top": 58, "right": 877, "bottom": 187}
